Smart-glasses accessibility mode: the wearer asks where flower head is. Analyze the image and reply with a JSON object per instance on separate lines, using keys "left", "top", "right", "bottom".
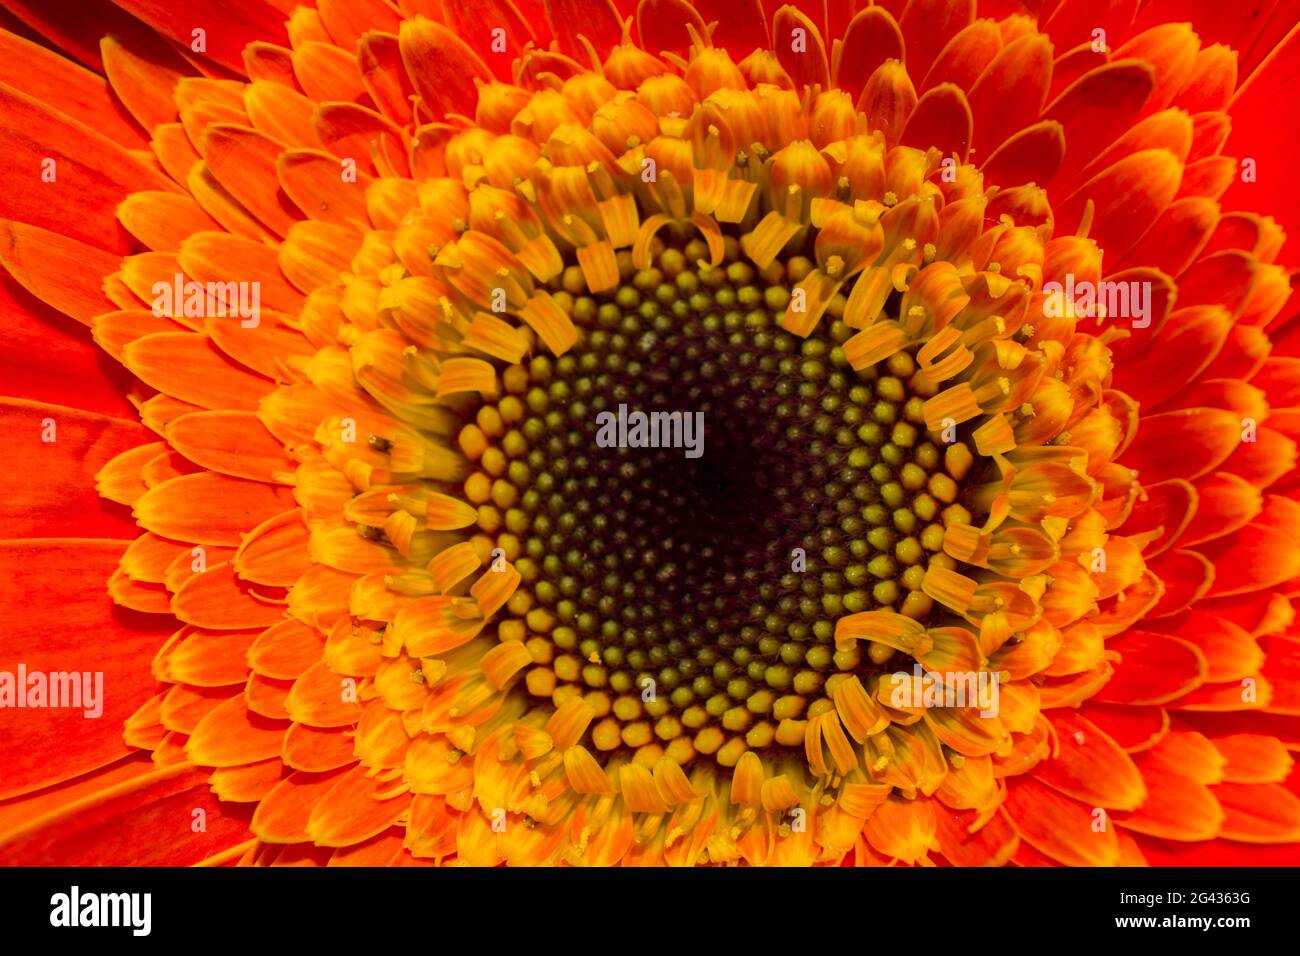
{"left": 2, "top": 0, "right": 1299, "bottom": 866}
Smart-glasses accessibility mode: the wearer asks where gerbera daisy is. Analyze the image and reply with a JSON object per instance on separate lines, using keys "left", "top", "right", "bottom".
{"left": 1, "top": 0, "right": 1299, "bottom": 867}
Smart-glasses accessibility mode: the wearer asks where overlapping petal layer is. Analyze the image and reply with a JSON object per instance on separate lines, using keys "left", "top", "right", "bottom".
{"left": 0, "top": 0, "right": 1298, "bottom": 867}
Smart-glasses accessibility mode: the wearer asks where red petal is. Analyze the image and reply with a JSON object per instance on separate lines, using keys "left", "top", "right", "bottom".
{"left": 1195, "top": 523, "right": 1300, "bottom": 598}
{"left": 1092, "top": 630, "right": 1206, "bottom": 705}
{"left": 771, "top": 4, "right": 829, "bottom": 89}
{"left": 109, "top": 0, "right": 291, "bottom": 75}
{"left": 834, "top": 8, "right": 904, "bottom": 103}
{"left": 1077, "top": 702, "right": 1169, "bottom": 752}
{"left": 0, "top": 539, "right": 173, "bottom": 799}
{"left": 898, "top": 0, "right": 974, "bottom": 81}
{"left": 1112, "top": 760, "right": 1223, "bottom": 840}
{"left": 0, "top": 762, "right": 254, "bottom": 864}
{"left": 1119, "top": 478, "right": 1194, "bottom": 556}
{"left": 967, "top": 33, "right": 1052, "bottom": 155}
{"left": 0, "top": 29, "right": 147, "bottom": 149}
{"left": 0, "top": 399, "right": 148, "bottom": 537}
{"left": 1145, "top": 548, "right": 1215, "bottom": 618}
{"left": 900, "top": 83, "right": 971, "bottom": 162}
{"left": 0, "top": 82, "right": 179, "bottom": 252}
{"left": 1146, "top": 610, "right": 1263, "bottom": 683}
{"left": 1221, "top": 22, "right": 1300, "bottom": 266}
{"left": 399, "top": 17, "right": 492, "bottom": 121}
{"left": 546, "top": 0, "right": 624, "bottom": 59}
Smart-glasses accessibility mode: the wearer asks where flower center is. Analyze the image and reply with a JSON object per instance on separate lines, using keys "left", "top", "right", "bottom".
{"left": 458, "top": 228, "right": 980, "bottom": 769}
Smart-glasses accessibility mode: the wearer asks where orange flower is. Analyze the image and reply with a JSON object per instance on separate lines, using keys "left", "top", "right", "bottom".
{"left": 1, "top": 0, "right": 1298, "bottom": 867}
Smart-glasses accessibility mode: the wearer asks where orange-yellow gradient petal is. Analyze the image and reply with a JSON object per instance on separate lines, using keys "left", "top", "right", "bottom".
{"left": 0, "top": 0, "right": 1298, "bottom": 868}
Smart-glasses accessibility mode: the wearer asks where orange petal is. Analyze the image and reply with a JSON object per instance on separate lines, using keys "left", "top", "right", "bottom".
{"left": 306, "top": 764, "right": 412, "bottom": 847}
{"left": 185, "top": 694, "right": 286, "bottom": 767}
{"left": 235, "top": 510, "right": 313, "bottom": 587}
{"left": 277, "top": 148, "right": 372, "bottom": 226}
{"left": 1112, "top": 759, "right": 1224, "bottom": 840}
{"left": 123, "top": 333, "right": 274, "bottom": 411}
{"left": 283, "top": 722, "right": 356, "bottom": 772}
{"left": 179, "top": 231, "right": 305, "bottom": 313}
{"left": 1003, "top": 777, "right": 1118, "bottom": 866}
{"left": 398, "top": 17, "right": 491, "bottom": 120}
{"left": 172, "top": 562, "right": 287, "bottom": 630}
{"left": 1034, "top": 711, "right": 1146, "bottom": 810}
{"left": 166, "top": 410, "right": 297, "bottom": 482}
{"left": 251, "top": 766, "right": 350, "bottom": 842}
{"left": 134, "top": 471, "right": 294, "bottom": 546}
{"left": 210, "top": 758, "right": 286, "bottom": 803}
{"left": 161, "top": 626, "right": 258, "bottom": 686}
{"left": 286, "top": 660, "right": 365, "bottom": 727}
{"left": 0, "top": 220, "right": 119, "bottom": 323}
{"left": 201, "top": 124, "right": 300, "bottom": 237}
{"left": 100, "top": 32, "right": 190, "bottom": 132}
